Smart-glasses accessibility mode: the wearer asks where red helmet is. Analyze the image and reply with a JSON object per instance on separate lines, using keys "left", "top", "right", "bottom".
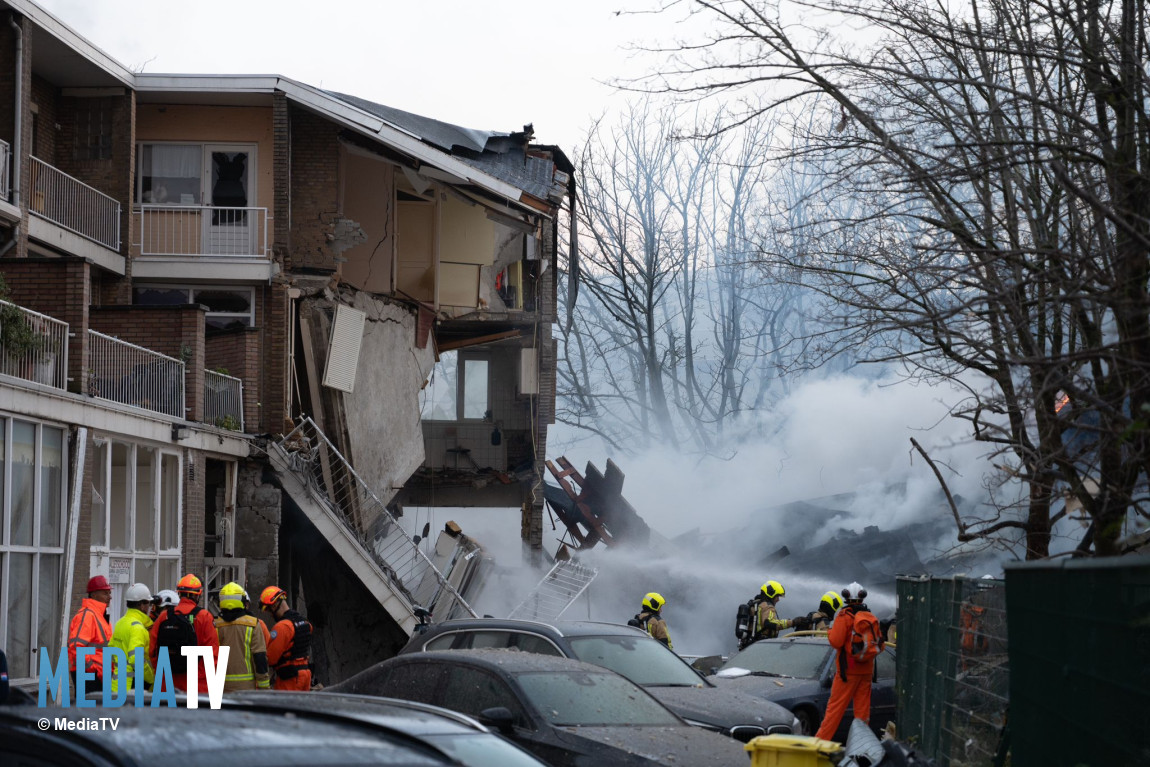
{"left": 177, "top": 573, "right": 203, "bottom": 595}
{"left": 260, "top": 585, "right": 287, "bottom": 608}
{"left": 86, "top": 575, "right": 111, "bottom": 593}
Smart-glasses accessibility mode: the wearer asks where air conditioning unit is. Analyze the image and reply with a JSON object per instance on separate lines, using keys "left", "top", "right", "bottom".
{"left": 519, "top": 347, "right": 539, "bottom": 395}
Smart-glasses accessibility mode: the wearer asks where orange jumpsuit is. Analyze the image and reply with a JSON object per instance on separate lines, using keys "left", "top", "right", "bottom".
{"left": 67, "top": 598, "right": 112, "bottom": 684}
{"left": 267, "top": 609, "right": 312, "bottom": 691}
{"left": 815, "top": 608, "right": 881, "bottom": 740}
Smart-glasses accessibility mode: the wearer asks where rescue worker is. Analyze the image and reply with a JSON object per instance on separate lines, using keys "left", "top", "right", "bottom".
{"left": 260, "top": 585, "right": 313, "bottom": 691}
{"left": 634, "top": 592, "right": 673, "bottom": 649}
{"left": 244, "top": 589, "right": 272, "bottom": 650}
{"left": 154, "top": 589, "right": 179, "bottom": 620}
{"left": 815, "top": 583, "right": 885, "bottom": 740}
{"left": 749, "top": 581, "right": 804, "bottom": 644}
{"left": 804, "top": 591, "right": 844, "bottom": 631}
{"left": 108, "top": 583, "right": 155, "bottom": 693}
{"left": 149, "top": 574, "right": 219, "bottom": 693}
{"left": 67, "top": 575, "right": 113, "bottom": 700}
{"left": 214, "top": 582, "right": 270, "bottom": 691}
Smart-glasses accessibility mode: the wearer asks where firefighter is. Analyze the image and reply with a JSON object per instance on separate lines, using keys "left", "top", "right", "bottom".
{"left": 107, "top": 583, "right": 155, "bottom": 693}
{"left": 804, "top": 591, "right": 844, "bottom": 631}
{"left": 260, "top": 586, "right": 313, "bottom": 691}
{"left": 242, "top": 589, "right": 272, "bottom": 650}
{"left": 750, "top": 581, "right": 803, "bottom": 643}
{"left": 815, "top": 583, "right": 885, "bottom": 740}
{"left": 149, "top": 574, "right": 220, "bottom": 693}
{"left": 67, "top": 575, "right": 113, "bottom": 700}
{"left": 634, "top": 592, "right": 673, "bottom": 649}
{"left": 214, "top": 582, "right": 270, "bottom": 691}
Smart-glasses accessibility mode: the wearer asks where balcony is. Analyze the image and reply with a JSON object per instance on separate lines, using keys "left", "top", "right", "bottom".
{"left": 0, "top": 299, "right": 69, "bottom": 389}
{"left": 29, "top": 157, "right": 121, "bottom": 251}
{"left": 204, "top": 368, "right": 244, "bottom": 431}
{"left": 87, "top": 330, "right": 185, "bottom": 418}
{"left": 135, "top": 205, "right": 269, "bottom": 258}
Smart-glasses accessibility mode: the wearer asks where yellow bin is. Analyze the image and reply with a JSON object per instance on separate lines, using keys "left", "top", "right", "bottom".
{"left": 744, "top": 734, "right": 844, "bottom": 767}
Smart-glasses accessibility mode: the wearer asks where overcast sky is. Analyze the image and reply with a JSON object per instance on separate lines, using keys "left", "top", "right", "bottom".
{"left": 36, "top": 0, "right": 683, "bottom": 153}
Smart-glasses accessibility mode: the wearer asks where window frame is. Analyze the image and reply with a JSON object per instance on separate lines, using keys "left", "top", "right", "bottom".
{"left": 133, "top": 284, "right": 256, "bottom": 330}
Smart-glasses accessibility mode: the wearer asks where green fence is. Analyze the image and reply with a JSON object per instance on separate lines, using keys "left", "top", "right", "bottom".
{"left": 1005, "top": 556, "right": 1150, "bottom": 767}
{"left": 896, "top": 575, "right": 1009, "bottom": 766}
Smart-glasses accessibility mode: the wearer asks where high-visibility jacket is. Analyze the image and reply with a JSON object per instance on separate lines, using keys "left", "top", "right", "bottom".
{"left": 68, "top": 598, "right": 112, "bottom": 676}
{"left": 753, "top": 600, "right": 791, "bottom": 641}
{"left": 108, "top": 607, "right": 154, "bottom": 692}
{"left": 214, "top": 609, "right": 270, "bottom": 691}
{"left": 637, "top": 610, "right": 673, "bottom": 649}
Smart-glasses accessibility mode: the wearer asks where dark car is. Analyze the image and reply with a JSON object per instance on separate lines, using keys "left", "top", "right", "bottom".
{"left": 398, "top": 617, "right": 797, "bottom": 740}
{"left": 331, "top": 648, "right": 750, "bottom": 767}
{"left": 0, "top": 690, "right": 549, "bottom": 767}
{"left": 708, "top": 633, "right": 897, "bottom": 739}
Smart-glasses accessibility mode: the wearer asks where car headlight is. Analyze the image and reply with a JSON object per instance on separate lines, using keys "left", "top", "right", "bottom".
{"left": 681, "top": 718, "right": 722, "bottom": 732}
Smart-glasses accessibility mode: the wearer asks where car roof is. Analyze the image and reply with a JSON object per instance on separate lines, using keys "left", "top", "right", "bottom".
{"left": 222, "top": 690, "right": 493, "bottom": 736}
{"left": 397, "top": 647, "right": 629, "bottom": 675}
{"left": 420, "top": 617, "right": 649, "bottom": 639}
{"left": 0, "top": 704, "right": 454, "bottom": 766}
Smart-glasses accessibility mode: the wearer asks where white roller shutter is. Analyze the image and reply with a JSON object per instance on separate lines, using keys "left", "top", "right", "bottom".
{"left": 322, "top": 304, "right": 366, "bottom": 393}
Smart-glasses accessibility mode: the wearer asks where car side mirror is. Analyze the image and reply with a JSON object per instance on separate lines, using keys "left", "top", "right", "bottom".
{"left": 479, "top": 706, "right": 516, "bottom": 734}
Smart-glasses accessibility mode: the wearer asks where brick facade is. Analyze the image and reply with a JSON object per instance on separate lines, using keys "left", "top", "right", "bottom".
{"left": 183, "top": 447, "right": 206, "bottom": 580}
{"left": 289, "top": 106, "right": 340, "bottom": 271}
{"left": 205, "top": 327, "right": 260, "bottom": 432}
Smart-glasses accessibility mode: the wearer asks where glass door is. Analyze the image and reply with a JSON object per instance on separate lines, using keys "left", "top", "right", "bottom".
{"left": 203, "top": 145, "right": 256, "bottom": 255}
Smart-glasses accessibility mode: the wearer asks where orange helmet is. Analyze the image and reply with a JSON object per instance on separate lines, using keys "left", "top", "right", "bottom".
{"left": 260, "top": 585, "right": 287, "bottom": 608}
{"left": 177, "top": 573, "right": 203, "bottom": 595}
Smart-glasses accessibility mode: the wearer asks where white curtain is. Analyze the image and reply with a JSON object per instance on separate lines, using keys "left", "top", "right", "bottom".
{"left": 143, "top": 144, "right": 202, "bottom": 178}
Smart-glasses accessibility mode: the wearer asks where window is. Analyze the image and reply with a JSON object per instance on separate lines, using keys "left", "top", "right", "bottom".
{"left": 89, "top": 437, "right": 181, "bottom": 625}
{"left": 138, "top": 144, "right": 202, "bottom": 204}
{"left": 0, "top": 417, "right": 68, "bottom": 681}
{"left": 441, "top": 666, "right": 527, "bottom": 727}
{"left": 133, "top": 285, "right": 255, "bottom": 330}
{"left": 378, "top": 662, "right": 446, "bottom": 706}
{"left": 73, "top": 98, "right": 113, "bottom": 161}
{"left": 420, "top": 351, "right": 490, "bottom": 421}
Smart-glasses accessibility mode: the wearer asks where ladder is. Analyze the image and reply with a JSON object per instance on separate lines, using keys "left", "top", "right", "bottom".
{"left": 508, "top": 559, "right": 598, "bottom": 623}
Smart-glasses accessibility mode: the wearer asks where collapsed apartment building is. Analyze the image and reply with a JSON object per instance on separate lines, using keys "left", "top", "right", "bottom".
{"left": 0, "top": 0, "right": 571, "bottom": 686}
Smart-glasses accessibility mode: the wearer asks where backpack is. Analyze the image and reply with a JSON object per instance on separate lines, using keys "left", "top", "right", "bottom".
{"left": 156, "top": 606, "right": 201, "bottom": 657}
{"left": 849, "top": 610, "right": 883, "bottom": 663}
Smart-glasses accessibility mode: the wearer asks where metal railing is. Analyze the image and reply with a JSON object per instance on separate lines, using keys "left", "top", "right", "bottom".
{"left": 135, "top": 205, "right": 269, "bottom": 257}
{"left": 87, "top": 330, "right": 185, "bottom": 418}
{"left": 0, "top": 300, "right": 69, "bottom": 389}
{"left": 0, "top": 138, "right": 9, "bottom": 202}
{"left": 273, "top": 417, "right": 477, "bottom": 621}
{"left": 29, "top": 157, "right": 121, "bottom": 251}
{"left": 204, "top": 369, "right": 244, "bottom": 431}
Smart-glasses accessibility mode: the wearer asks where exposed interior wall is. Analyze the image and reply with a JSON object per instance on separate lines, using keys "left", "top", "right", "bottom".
{"left": 338, "top": 291, "right": 435, "bottom": 505}
{"left": 395, "top": 198, "right": 436, "bottom": 303}
{"left": 233, "top": 462, "right": 281, "bottom": 594}
{"left": 338, "top": 145, "right": 394, "bottom": 293}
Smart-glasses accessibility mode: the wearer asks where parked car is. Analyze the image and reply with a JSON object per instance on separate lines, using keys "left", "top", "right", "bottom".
{"left": 0, "top": 689, "right": 549, "bottom": 767}
{"left": 331, "top": 648, "right": 750, "bottom": 767}
{"left": 708, "top": 633, "right": 897, "bottom": 739}
{"left": 398, "top": 617, "right": 797, "bottom": 740}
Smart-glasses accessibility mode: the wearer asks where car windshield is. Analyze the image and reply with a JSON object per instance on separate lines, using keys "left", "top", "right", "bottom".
{"left": 566, "top": 635, "right": 704, "bottom": 687}
{"left": 425, "top": 734, "right": 547, "bottom": 767}
{"left": 718, "top": 641, "right": 830, "bottom": 679}
{"left": 515, "top": 671, "right": 681, "bottom": 727}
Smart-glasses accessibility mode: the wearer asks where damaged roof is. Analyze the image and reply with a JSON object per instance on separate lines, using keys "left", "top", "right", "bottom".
{"left": 326, "top": 91, "right": 508, "bottom": 154}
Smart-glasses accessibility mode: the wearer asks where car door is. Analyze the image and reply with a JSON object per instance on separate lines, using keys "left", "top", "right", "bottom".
{"left": 870, "top": 649, "right": 897, "bottom": 730}
{"left": 373, "top": 660, "right": 449, "bottom": 706}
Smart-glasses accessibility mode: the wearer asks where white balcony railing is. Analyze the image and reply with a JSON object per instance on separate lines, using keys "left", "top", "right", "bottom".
{"left": 29, "top": 157, "right": 121, "bottom": 251}
{"left": 87, "top": 330, "right": 184, "bottom": 418}
{"left": 0, "top": 138, "right": 9, "bottom": 203}
{"left": 135, "top": 205, "right": 269, "bottom": 258}
{"left": 204, "top": 369, "right": 244, "bottom": 431}
{"left": 0, "top": 300, "right": 69, "bottom": 389}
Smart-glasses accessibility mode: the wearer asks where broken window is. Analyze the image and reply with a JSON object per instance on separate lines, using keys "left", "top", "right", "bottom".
{"left": 462, "top": 358, "right": 489, "bottom": 419}
{"left": 420, "top": 351, "right": 490, "bottom": 421}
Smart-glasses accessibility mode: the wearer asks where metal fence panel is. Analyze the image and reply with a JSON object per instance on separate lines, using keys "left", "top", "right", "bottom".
{"left": 1005, "top": 556, "right": 1150, "bottom": 767}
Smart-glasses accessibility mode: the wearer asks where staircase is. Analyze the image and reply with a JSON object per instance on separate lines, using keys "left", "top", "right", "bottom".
{"left": 269, "top": 417, "right": 476, "bottom": 634}
{"left": 508, "top": 559, "right": 598, "bottom": 623}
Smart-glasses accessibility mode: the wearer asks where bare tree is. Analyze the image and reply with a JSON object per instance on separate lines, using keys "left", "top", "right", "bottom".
{"left": 641, "top": 0, "right": 1150, "bottom": 557}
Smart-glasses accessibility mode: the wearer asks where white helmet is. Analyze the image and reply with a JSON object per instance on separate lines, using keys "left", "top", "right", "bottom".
{"left": 125, "top": 583, "right": 152, "bottom": 603}
{"left": 156, "top": 589, "right": 179, "bottom": 609}
{"left": 841, "top": 582, "right": 867, "bottom": 602}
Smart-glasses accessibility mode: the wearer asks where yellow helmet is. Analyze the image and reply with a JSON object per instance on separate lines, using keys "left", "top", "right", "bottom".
{"left": 820, "top": 591, "right": 843, "bottom": 613}
{"left": 642, "top": 592, "right": 666, "bottom": 612}
{"left": 219, "top": 581, "right": 246, "bottom": 610}
{"left": 761, "top": 581, "right": 785, "bottom": 600}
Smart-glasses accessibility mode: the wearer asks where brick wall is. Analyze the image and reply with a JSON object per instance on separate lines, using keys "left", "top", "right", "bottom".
{"left": 89, "top": 304, "right": 206, "bottom": 422}
{"left": 263, "top": 281, "right": 289, "bottom": 434}
{"left": 289, "top": 106, "right": 340, "bottom": 271}
{"left": 183, "top": 447, "right": 206, "bottom": 579}
{"left": 29, "top": 73, "right": 57, "bottom": 165}
{"left": 205, "top": 327, "right": 260, "bottom": 432}
{"left": 0, "top": 256, "right": 91, "bottom": 392}
{"left": 273, "top": 93, "right": 290, "bottom": 267}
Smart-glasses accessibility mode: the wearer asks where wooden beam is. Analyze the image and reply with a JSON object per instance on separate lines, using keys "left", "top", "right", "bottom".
{"left": 436, "top": 329, "right": 521, "bottom": 352}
